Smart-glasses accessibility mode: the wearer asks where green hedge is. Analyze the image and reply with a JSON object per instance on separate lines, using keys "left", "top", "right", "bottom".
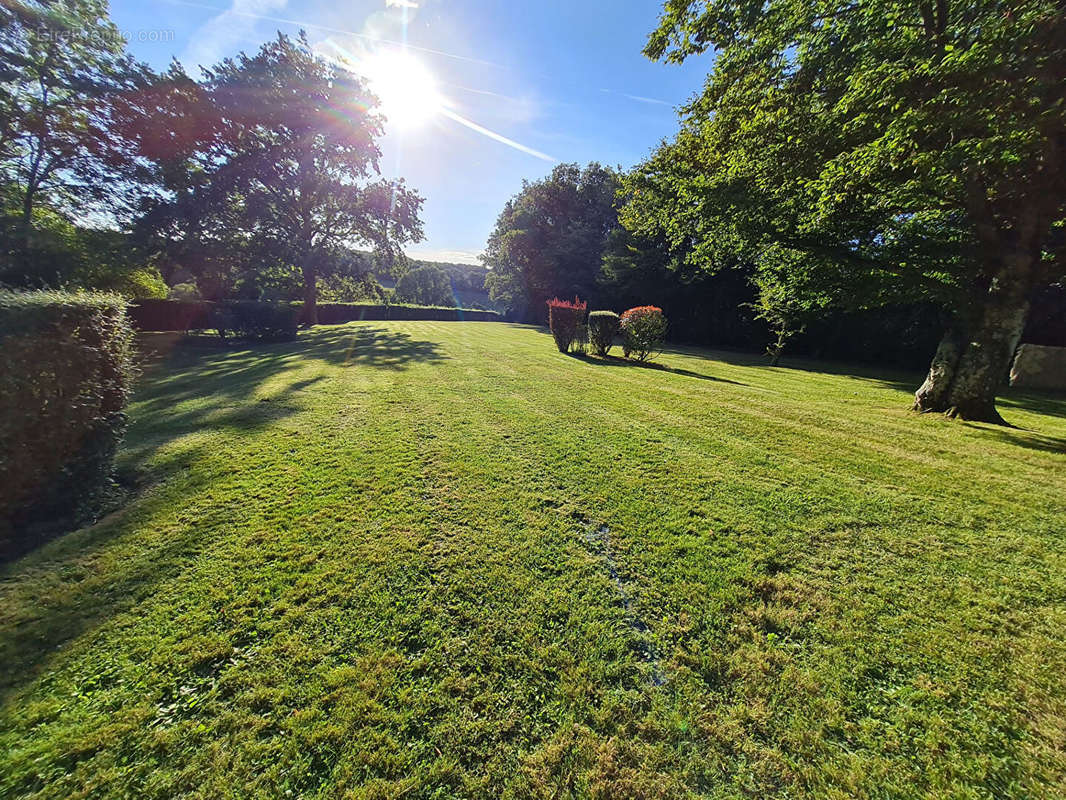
{"left": 127, "top": 298, "right": 211, "bottom": 331}
{"left": 213, "top": 302, "right": 299, "bottom": 341}
{"left": 0, "top": 291, "right": 135, "bottom": 556}
{"left": 128, "top": 299, "right": 501, "bottom": 331}
{"left": 314, "top": 303, "right": 501, "bottom": 324}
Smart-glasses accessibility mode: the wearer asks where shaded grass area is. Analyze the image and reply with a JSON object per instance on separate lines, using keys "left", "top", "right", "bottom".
{"left": 1, "top": 322, "right": 1064, "bottom": 799}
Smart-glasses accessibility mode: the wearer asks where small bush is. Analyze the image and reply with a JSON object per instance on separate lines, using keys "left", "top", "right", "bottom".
{"left": 588, "top": 310, "right": 620, "bottom": 357}
{"left": 0, "top": 291, "right": 135, "bottom": 555}
{"left": 620, "top": 305, "right": 667, "bottom": 361}
{"left": 213, "top": 301, "right": 299, "bottom": 342}
{"left": 547, "top": 297, "right": 587, "bottom": 353}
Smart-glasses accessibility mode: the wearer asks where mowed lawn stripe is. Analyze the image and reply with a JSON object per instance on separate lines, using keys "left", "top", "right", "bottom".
{"left": 1, "top": 321, "right": 1064, "bottom": 798}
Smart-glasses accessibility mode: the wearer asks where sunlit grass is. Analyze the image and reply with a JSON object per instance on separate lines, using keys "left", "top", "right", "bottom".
{"left": 1, "top": 322, "right": 1064, "bottom": 798}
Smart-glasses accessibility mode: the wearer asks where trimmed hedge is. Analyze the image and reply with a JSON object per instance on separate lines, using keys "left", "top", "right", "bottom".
{"left": 547, "top": 297, "right": 587, "bottom": 353}
{"left": 213, "top": 302, "right": 299, "bottom": 342}
{"left": 128, "top": 298, "right": 211, "bottom": 332}
{"left": 129, "top": 299, "right": 500, "bottom": 331}
{"left": 588, "top": 310, "right": 620, "bottom": 357}
{"left": 315, "top": 303, "right": 501, "bottom": 324}
{"left": 1, "top": 291, "right": 135, "bottom": 556}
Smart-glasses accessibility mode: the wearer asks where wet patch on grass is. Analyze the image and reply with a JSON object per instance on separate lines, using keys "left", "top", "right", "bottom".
{"left": 576, "top": 516, "right": 666, "bottom": 688}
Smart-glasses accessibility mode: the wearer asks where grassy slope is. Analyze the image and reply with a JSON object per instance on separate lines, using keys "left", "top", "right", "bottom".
{"left": 1, "top": 322, "right": 1064, "bottom": 800}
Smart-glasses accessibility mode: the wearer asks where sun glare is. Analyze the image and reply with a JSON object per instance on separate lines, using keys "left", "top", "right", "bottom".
{"left": 359, "top": 50, "right": 443, "bottom": 131}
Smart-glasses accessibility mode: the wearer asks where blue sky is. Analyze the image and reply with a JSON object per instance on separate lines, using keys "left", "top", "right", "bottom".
{"left": 108, "top": 0, "right": 709, "bottom": 264}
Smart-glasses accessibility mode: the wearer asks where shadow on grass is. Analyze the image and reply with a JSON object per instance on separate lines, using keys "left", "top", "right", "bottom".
{"left": 686, "top": 347, "right": 921, "bottom": 393}
{"left": 524, "top": 323, "right": 919, "bottom": 394}
{"left": 566, "top": 351, "right": 747, "bottom": 386}
{"left": 998, "top": 389, "right": 1066, "bottom": 421}
{"left": 962, "top": 423, "right": 1066, "bottom": 455}
{"left": 132, "top": 325, "right": 446, "bottom": 425}
{"left": 0, "top": 440, "right": 220, "bottom": 703}
{"left": 0, "top": 324, "right": 447, "bottom": 703}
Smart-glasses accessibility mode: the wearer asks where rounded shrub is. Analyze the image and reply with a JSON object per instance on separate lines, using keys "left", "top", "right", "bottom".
{"left": 588, "top": 310, "right": 620, "bottom": 357}
{"left": 620, "top": 305, "right": 667, "bottom": 361}
{"left": 547, "top": 297, "right": 587, "bottom": 353}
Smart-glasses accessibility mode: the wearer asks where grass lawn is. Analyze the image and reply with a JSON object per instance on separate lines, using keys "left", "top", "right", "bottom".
{"left": 2, "top": 321, "right": 1064, "bottom": 799}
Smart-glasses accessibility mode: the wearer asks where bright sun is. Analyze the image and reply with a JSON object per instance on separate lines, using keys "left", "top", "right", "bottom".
{"left": 359, "top": 50, "right": 443, "bottom": 131}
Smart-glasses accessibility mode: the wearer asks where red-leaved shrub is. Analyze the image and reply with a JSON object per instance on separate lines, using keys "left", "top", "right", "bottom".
{"left": 620, "top": 305, "right": 667, "bottom": 361}
{"left": 547, "top": 297, "right": 587, "bottom": 353}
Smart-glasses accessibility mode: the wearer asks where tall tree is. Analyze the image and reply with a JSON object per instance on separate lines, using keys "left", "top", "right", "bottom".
{"left": 644, "top": 0, "right": 1066, "bottom": 423}
{"left": 484, "top": 162, "right": 620, "bottom": 322}
{"left": 132, "top": 34, "right": 423, "bottom": 321}
{"left": 0, "top": 0, "right": 145, "bottom": 266}
{"left": 394, "top": 264, "right": 454, "bottom": 307}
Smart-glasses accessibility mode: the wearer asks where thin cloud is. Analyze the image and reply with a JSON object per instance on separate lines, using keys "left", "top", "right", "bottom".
{"left": 179, "top": 0, "right": 289, "bottom": 71}
{"left": 406, "top": 248, "right": 484, "bottom": 266}
{"left": 164, "top": 0, "right": 501, "bottom": 68}
{"left": 439, "top": 107, "right": 555, "bottom": 163}
{"left": 600, "top": 88, "right": 672, "bottom": 107}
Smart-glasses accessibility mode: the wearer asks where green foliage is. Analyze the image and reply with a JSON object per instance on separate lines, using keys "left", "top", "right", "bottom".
{"left": 587, "top": 310, "right": 620, "bottom": 357}
{"left": 126, "top": 299, "right": 499, "bottom": 331}
{"left": 0, "top": 322, "right": 1063, "bottom": 796}
{"left": 404, "top": 258, "right": 498, "bottom": 311}
{"left": 0, "top": 290, "right": 134, "bottom": 554}
{"left": 620, "top": 306, "right": 667, "bottom": 361}
{"left": 547, "top": 297, "right": 587, "bottom": 353}
{"left": 0, "top": 0, "right": 148, "bottom": 247}
{"left": 641, "top": 0, "right": 1066, "bottom": 286}
{"left": 394, "top": 265, "right": 454, "bottom": 307}
{"left": 746, "top": 249, "right": 834, "bottom": 366}
{"left": 105, "top": 266, "right": 168, "bottom": 299}
{"left": 0, "top": 200, "right": 166, "bottom": 297}
{"left": 408, "top": 259, "right": 489, "bottom": 293}
{"left": 483, "top": 163, "right": 620, "bottom": 322}
{"left": 64, "top": 229, "right": 168, "bottom": 298}
{"left": 318, "top": 272, "right": 386, "bottom": 304}
{"left": 749, "top": 280, "right": 807, "bottom": 367}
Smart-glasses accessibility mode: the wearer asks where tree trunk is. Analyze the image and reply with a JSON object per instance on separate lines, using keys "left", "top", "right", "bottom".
{"left": 301, "top": 262, "right": 317, "bottom": 326}
{"left": 913, "top": 327, "right": 966, "bottom": 412}
{"left": 20, "top": 188, "right": 35, "bottom": 254}
{"left": 913, "top": 259, "right": 1033, "bottom": 425}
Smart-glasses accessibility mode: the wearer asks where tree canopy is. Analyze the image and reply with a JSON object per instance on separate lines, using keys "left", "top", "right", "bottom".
{"left": 394, "top": 264, "right": 455, "bottom": 307}
{"left": 483, "top": 162, "right": 620, "bottom": 322}
{"left": 0, "top": 0, "right": 148, "bottom": 280}
{"left": 640, "top": 0, "right": 1066, "bottom": 421}
{"left": 130, "top": 33, "right": 423, "bottom": 321}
